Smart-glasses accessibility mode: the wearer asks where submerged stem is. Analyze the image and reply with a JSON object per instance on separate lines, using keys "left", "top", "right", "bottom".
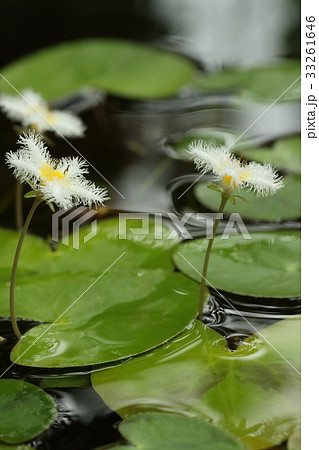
{"left": 198, "top": 194, "right": 228, "bottom": 319}
{"left": 10, "top": 198, "right": 40, "bottom": 338}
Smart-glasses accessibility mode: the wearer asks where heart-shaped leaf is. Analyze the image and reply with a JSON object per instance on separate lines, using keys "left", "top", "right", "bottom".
{"left": 110, "top": 412, "right": 244, "bottom": 450}
{"left": 92, "top": 316, "right": 300, "bottom": 449}
{"left": 0, "top": 217, "right": 178, "bottom": 282}
{"left": 0, "top": 379, "right": 57, "bottom": 444}
{"left": 9, "top": 268, "right": 201, "bottom": 367}
{"left": 173, "top": 230, "right": 300, "bottom": 298}
{"left": 0, "top": 217, "right": 207, "bottom": 367}
{"left": 194, "top": 174, "right": 300, "bottom": 222}
{"left": 0, "top": 39, "right": 196, "bottom": 100}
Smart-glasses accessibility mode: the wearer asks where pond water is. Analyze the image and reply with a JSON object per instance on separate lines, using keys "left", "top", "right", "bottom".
{"left": 0, "top": 1, "right": 300, "bottom": 449}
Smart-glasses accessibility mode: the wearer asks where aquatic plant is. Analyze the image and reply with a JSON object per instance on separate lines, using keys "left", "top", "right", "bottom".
{"left": 188, "top": 140, "right": 284, "bottom": 317}
{"left": 5, "top": 132, "right": 108, "bottom": 338}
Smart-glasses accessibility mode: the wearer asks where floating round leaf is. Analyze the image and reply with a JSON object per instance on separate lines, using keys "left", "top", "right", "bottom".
{"left": 194, "top": 175, "right": 300, "bottom": 221}
{"left": 92, "top": 316, "right": 300, "bottom": 449}
{"left": 9, "top": 268, "right": 202, "bottom": 367}
{"left": 0, "top": 216, "right": 179, "bottom": 288}
{"left": 0, "top": 217, "right": 181, "bottom": 319}
{"left": 0, "top": 379, "right": 57, "bottom": 444}
{"left": 0, "top": 216, "right": 205, "bottom": 368}
{"left": 173, "top": 230, "right": 300, "bottom": 298}
{"left": 0, "top": 228, "right": 49, "bottom": 283}
{"left": 0, "top": 39, "right": 196, "bottom": 100}
{"left": 111, "top": 412, "right": 244, "bottom": 450}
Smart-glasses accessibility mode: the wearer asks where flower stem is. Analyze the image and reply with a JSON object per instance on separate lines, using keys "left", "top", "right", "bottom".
{"left": 198, "top": 194, "right": 228, "bottom": 319}
{"left": 15, "top": 181, "right": 23, "bottom": 230}
{"left": 10, "top": 198, "right": 40, "bottom": 339}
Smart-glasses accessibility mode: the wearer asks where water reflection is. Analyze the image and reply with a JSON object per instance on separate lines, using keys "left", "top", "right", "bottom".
{"left": 150, "top": 0, "right": 299, "bottom": 70}
{"left": 203, "top": 291, "right": 300, "bottom": 345}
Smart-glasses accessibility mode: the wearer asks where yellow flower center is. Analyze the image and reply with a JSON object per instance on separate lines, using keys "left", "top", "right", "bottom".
{"left": 223, "top": 174, "right": 233, "bottom": 186}
{"left": 222, "top": 173, "right": 237, "bottom": 196}
{"left": 40, "top": 164, "right": 65, "bottom": 182}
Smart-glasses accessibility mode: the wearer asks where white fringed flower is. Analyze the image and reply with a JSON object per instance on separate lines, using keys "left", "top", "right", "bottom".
{"left": 6, "top": 132, "right": 109, "bottom": 208}
{"left": 188, "top": 140, "right": 283, "bottom": 196}
{"left": 0, "top": 89, "right": 85, "bottom": 138}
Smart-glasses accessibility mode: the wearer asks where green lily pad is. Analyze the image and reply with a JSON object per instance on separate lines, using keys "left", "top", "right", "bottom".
{"left": 0, "top": 216, "right": 182, "bottom": 316}
{"left": 235, "top": 136, "right": 301, "bottom": 174}
{"left": 0, "top": 216, "right": 179, "bottom": 284}
{"left": 0, "top": 217, "right": 207, "bottom": 367}
{"left": 196, "top": 60, "right": 300, "bottom": 102}
{"left": 0, "top": 228, "right": 49, "bottom": 283}
{"left": 0, "top": 39, "right": 196, "bottom": 100}
{"left": 92, "top": 316, "right": 300, "bottom": 449}
{"left": 9, "top": 268, "right": 202, "bottom": 367}
{"left": 173, "top": 230, "right": 300, "bottom": 297}
{"left": 194, "top": 174, "right": 301, "bottom": 221}
{"left": 0, "top": 379, "right": 57, "bottom": 444}
{"left": 110, "top": 412, "right": 244, "bottom": 450}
